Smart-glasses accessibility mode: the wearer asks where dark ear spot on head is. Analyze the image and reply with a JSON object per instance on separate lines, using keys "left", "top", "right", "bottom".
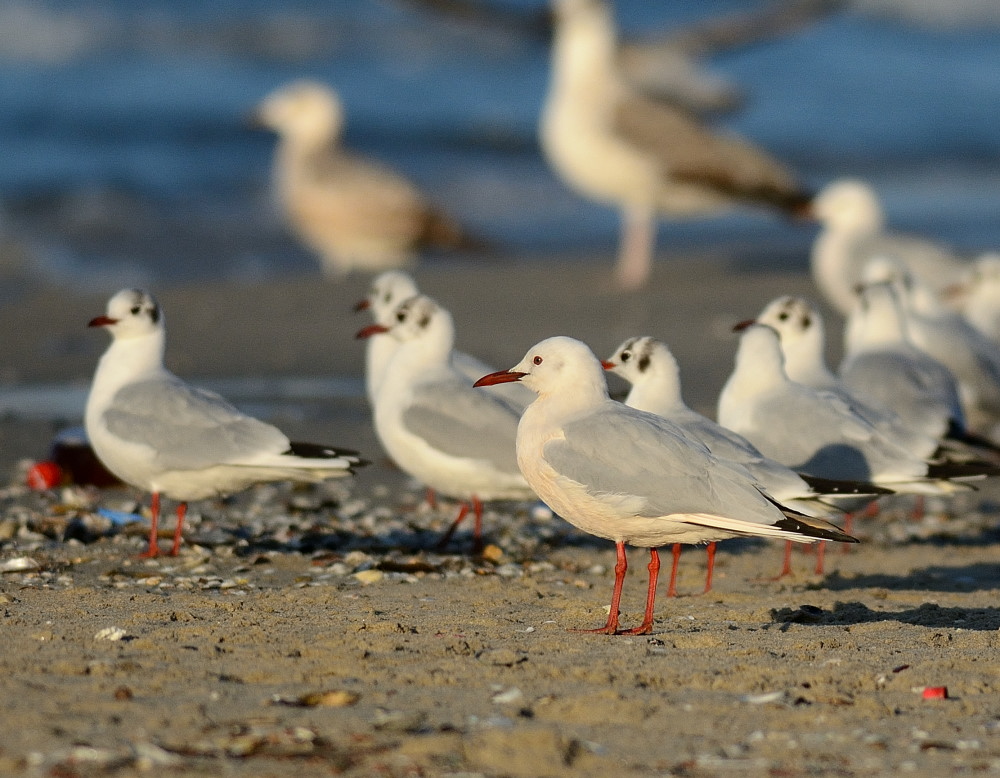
{"left": 419, "top": 314, "right": 431, "bottom": 329}
{"left": 638, "top": 355, "right": 650, "bottom": 372}
{"left": 802, "top": 314, "right": 811, "bottom": 328}
{"left": 150, "top": 305, "right": 160, "bottom": 324}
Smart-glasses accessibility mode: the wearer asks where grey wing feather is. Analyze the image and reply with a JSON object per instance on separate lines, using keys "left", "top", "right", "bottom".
{"left": 105, "top": 377, "right": 289, "bottom": 470}
{"left": 402, "top": 376, "right": 520, "bottom": 473}
{"left": 546, "top": 405, "right": 784, "bottom": 527}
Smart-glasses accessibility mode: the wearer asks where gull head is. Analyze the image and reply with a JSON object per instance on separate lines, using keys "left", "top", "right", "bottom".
{"left": 813, "top": 178, "right": 884, "bottom": 233}
{"left": 603, "top": 335, "right": 676, "bottom": 385}
{"left": 731, "top": 321, "right": 786, "bottom": 377}
{"left": 88, "top": 289, "right": 162, "bottom": 340}
{"left": 254, "top": 80, "right": 344, "bottom": 147}
{"left": 475, "top": 336, "right": 607, "bottom": 399}
{"left": 354, "top": 270, "right": 419, "bottom": 323}
{"left": 756, "top": 295, "right": 825, "bottom": 353}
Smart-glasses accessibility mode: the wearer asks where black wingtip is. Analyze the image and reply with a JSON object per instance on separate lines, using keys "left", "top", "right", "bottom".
{"left": 775, "top": 514, "right": 859, "bottom": 544}
{"left": 798, "top": 474, "right": 894, "bottom": 496}
{"left": 287, "top": 441, "right": 369, "bottom": 469}
{"left": 925, "top": 459, "right": 998, "bottom": 480}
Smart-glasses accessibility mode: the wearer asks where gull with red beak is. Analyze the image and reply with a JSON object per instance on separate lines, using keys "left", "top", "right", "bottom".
{"left": 475, "top": 336, "right": 856, "bottom": 635}
{"left": 86, "top": 288, "right": 365, "bottom": 557}
{"left": 603, "top": 335, "right": 888, "bottom": 591}
{"left": 354, "top": 270, "right": 531, "bottom": 412}
{"left": 357, "top": 294, "right": 534, "bottom": 551}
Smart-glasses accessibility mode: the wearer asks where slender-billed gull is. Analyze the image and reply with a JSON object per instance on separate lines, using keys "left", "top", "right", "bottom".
{"left": 476, "top": 336, "right": 855, "bottom": 634}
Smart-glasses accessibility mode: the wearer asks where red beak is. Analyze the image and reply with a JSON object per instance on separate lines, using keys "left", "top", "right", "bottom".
{"left": 355, "top": 324, "right": 390, "bottom": 339}
{"left": 88, "top": 315, "right": 118, "bottom": 328}
{"left": 601, "top": 360, "right": 615, "bottom": 370}
{"left": 732, "top": 319, "right": 756, "bottom": 333}
{"left": 474, "top": 370, "right": 527, "bottom": 387}
{"left": 353, "top": 299, "right": 371, "bottom": 313}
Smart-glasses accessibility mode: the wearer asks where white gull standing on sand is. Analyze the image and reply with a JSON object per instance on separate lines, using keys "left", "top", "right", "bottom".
{"left": 354, "top": 270, "right": 532, "bottom": 412}
{"left": 840, "top": 280, "right": 990, "bottom": 455}
{"left": 539, "top": 0, "right": 811, "bottom": 290}
{"left": 475, "top": 336, "right": 856, "bottom": 634}
{"left": 754, "top": 294, "right": 940, "bottom": 456}
{"left": 717, "top": 322, "right": 994, "bottom": 493}
{"left": 811, "top": 178, "right": 970, "bottom": 315}
{"left": 254, "top": 81, "right": 469, "bottom": 277}
{"left": 949, "top": 253, "right": 1000, "bottom": 345}
{"left": 85, "top": 289, "right": 365, "bottom": 557}
{"left": 864, "top": 257, "right": 1000, "bottom": 437}
{"left": 605, "top": 335, "right": 887, "bottom": 585}
{"left": 357, "top": 294, "right": 534, "bottom": 550}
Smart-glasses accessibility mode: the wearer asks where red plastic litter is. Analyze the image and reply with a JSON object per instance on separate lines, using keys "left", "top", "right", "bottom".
{"left": 26, "top": 461, "right": 63, "bottom": 490}
{"left": 922, "top": 686, "right": 948, "bottom": 700}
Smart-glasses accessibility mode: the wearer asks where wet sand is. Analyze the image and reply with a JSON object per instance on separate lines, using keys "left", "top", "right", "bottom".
{"left": 1, "top": 255, "right": 999, "bottom": 776}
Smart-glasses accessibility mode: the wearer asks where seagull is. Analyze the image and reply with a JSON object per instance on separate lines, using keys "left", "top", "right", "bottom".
{"left": 539, "top": 0, "right": 811, "bottom": 290}
{"left": 753, "top": 294, "right": 940, "bottom": 457}
{"left": 85, "top": 289, "right": 366, "bottom": 558}
{"left": 475, "top": 336, "right": 856, "bottom": 635}
{"left": 811, "top": 178, "right": 970, "bottom": 315}
{"left": 950, "top": 253, "right": 1000, "bottom": 345}
{"left": 865, "top": 257, "right": 1000, "bottom": 436}
{"left": 254, "top": 80, "right": 470, "bottom": 277}
{"left": 605, "top": 335, "right": 888, "bottom": 586}
{"left": 357, "top": 294, "right": 534, "bottom": 550}
{"left": 717, "top": 322, "right": 993, "bottom": 493}
{"left": 354, "top": 270, "right": 532, "bottom": 412}
{"left": 842, "top": 279, "right": 1000, "bottom": 459}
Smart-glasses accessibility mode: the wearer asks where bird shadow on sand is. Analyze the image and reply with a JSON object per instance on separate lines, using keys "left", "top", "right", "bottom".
{"left": 820, "top": 562, "right": 1000, "bottom": 594}
{"left": 770, "top": 600, "right": 1000, "bottom": 631}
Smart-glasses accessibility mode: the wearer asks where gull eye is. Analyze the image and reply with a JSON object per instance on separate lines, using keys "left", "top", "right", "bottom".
{"left": 396, "top": 310, "right": 406, "bottom": 323}
{"left": 533, "top": 355, "right": 543, "bottom": 365}
{"left": 130, "top": 305, "right": 141, "bottom": 315}
{"left": 778, "top": 311, "right": 789, "bottom": 321}
{"left": 620, "top": 350, "right": 631, "bottom": 362}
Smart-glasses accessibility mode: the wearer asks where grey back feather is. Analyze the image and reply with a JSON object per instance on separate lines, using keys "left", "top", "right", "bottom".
{"left": 105, "top": 376, "right": 289, "bottom": 470}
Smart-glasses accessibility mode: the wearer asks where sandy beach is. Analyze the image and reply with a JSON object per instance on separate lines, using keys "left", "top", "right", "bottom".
{"left": 2, "top": 254, "right": 1000, "bottom": 777}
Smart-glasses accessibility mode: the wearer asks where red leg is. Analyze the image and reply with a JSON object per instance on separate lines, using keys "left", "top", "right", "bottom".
{"left": 139, "top": 492, "right": 161, "bottom": 558}
{"left": 572, "top": 541, "right": 627, "bottom": 634}
{"left": 169, "top": 502, "right": 187, "bottom": 556}
{"left": 622, "top": 548, "right": 660, "bottom": 635}
{"left": 910, "top": 495, "right": 926, "bottom": 521}
{"left": 839, "top": 511, "right": 855, "bottom": 555}
{"left": 814, "top": 541, "right": 826, "bottom": 575}
{"left": 425, "top": 487, "right": 438, "bottom": 510}
{"left": 702, "top": 542, "right": 717, "bottom": 594}
{"left": 772, "top": 540, "right": 793, "bottom": 580}
{"left": 666, "top": 543, "right": 681, "bottom": 598}
{"left": 435, "top": 501, "right": 470, "bottom": 550}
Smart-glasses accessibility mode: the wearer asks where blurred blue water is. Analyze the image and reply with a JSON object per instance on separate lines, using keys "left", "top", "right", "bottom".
{"left": 1, "top": 0, "right": 998, "bottom": 287}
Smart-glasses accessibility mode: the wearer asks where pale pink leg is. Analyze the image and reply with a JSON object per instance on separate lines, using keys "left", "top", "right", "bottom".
{"left": 615, "top": 205, "right": 656, "bottom": 291}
